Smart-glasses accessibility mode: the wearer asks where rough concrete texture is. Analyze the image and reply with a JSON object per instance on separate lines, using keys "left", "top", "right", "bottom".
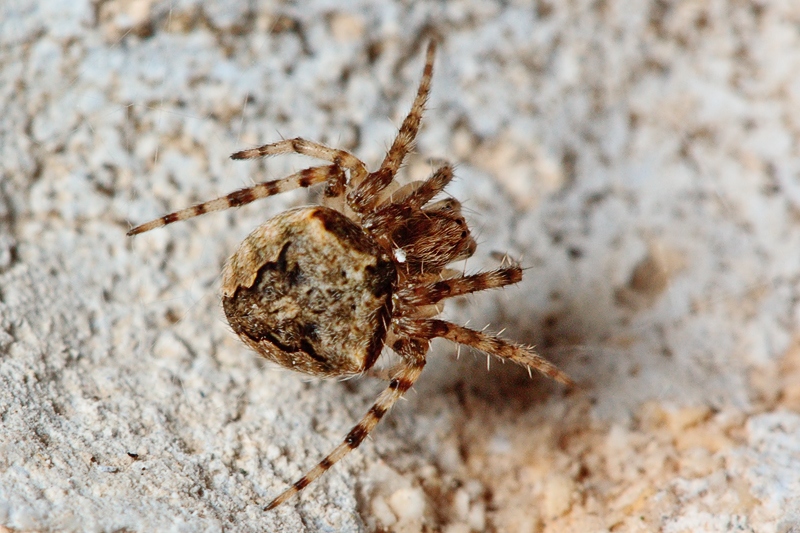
{"left": 1, "top": 1, "right": 799, "bottom": 532}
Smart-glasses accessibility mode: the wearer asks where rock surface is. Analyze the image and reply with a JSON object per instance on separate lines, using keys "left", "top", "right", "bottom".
{"left": 1, "top": 1, "right": 799, "bottom": 531}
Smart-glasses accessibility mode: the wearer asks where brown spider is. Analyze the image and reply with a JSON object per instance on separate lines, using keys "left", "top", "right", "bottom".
{"left": 128, "top": 40, "right": 572, "bottom": 511}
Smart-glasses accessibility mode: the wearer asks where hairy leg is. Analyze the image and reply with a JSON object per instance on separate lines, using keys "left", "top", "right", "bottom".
{"left": 321, "top": 164, "right": 347, "bottom": 212}
{"left": 128, "top": 165, "right": 343, "bottom": 235}
{"left": 264, "top": 339, "right": 427, "bottom": 510}
{"left": 232, "top": 137, "right": 368, "bottom": 186}
{"left": 363, "top": 164, "right": 453, "bottom": 239}
{"left": 385, "top": 164, "right": 453, "bottom": 211}
{"left": 347, "top": 41, "right": 437, "bottom": 213}
{"left": 396, "top": 267, "right": 523, "bottom": 310}
{"left": 396, "top": 318, "right": 574, "bottom": 386}
{"left": 379, "top": 41, "right": 436, "bottom": 180}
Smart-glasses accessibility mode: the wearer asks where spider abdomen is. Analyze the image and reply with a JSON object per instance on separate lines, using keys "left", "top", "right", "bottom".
{"left": 222, "top": 206, "right": 394, "bottom": 377}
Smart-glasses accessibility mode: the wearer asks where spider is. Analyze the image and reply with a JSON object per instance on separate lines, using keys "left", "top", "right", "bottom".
{"left": 128, "top": 40, "right": 572, "bottom": 511}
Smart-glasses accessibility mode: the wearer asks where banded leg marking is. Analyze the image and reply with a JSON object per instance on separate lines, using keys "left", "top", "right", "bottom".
{"left": 362, "top": 164, "right": 454, "bottom": 241}
{"left": 128, "top": 165, "right": 336, "bottom": 236}
{"left": 397, "top": 318, "right": 574, "bottom": 386}
{"left": 231, "top": 138, "right": 368, "bottom": 186}
{"left": 379, "top": 40, "right": 436, "bottom": 177}
{"left": 397, "top": 267, "right": 523, "bottom": 308}
{"left": 264, "top": 358, "right": 426, "bottom": 510}
{"left": 348, "top": 41, "right": 438, "bottom": 213}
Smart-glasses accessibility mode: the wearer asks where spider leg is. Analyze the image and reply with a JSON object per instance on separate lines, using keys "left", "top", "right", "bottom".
{"left": 362, "top": 362, "right": 407, "bottom": 381}
{"left": 127, "top": 165, "right": 341, "bottom": 236}
{"left": 265, "top": 339, "right": 427, "bottom": 510}
{"left": 396, "top": 318, "right": 574, "bottom": 386}
{"left": 380, "top": 40, "right": 437, "bottom": 180}
{"left": 321, "top": 164, "right": 347, "bottom": 212}
{"left": 347, "top": 40, "right": 437, "bottom": 213}
{"left": 396, "top": 267, "right": 523, "bottom": 309}
{"left": 388, "top": 163, "right": 453, "bottom": 210}
{"left": 232, "top": 137, "right": 368, "bottom": 186}
{"left": 363, "top": 164, "right": 453, "bottom": 238}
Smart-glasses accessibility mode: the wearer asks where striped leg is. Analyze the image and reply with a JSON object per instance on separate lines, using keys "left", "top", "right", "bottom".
{"left": 389, "top": 164, "right": 453, "bottom": 209}
{"left": 265, "top": 339, "right": 427, "bottom": 510}
{"left": 362, "top": 164, "right": 454, "bottom": 240}
{"left": 127, "top": 165, "right": 342, "bottom": 236}
{"left": 396, "top": 318, "right": 574, "bottom": 386}
{"left": 232, "top": 138, "right": 368, "bottom": 187}
{"left": 395, "top": 267, "right": 523, "bottom": 310}
{"left": 347, "top": 41, "right": 437, "bottom": 213}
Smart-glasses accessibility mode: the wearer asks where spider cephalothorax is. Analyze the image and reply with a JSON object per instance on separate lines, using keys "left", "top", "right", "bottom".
{"left": 128, "top": 40, "right": 572, "bottom": 510}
